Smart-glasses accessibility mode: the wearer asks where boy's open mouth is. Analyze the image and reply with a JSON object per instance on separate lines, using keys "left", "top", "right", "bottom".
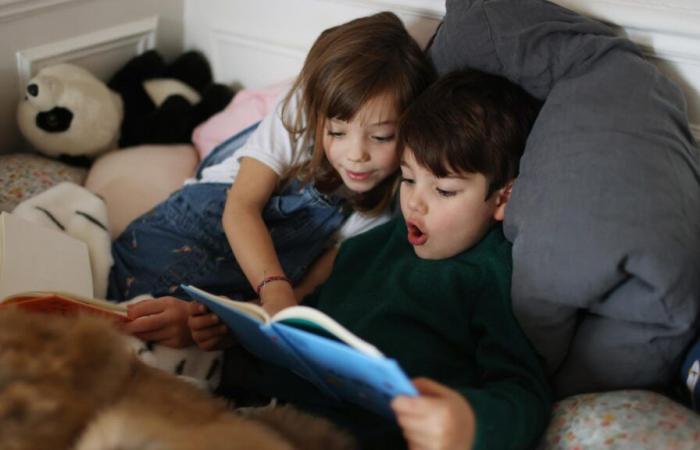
{"left": 407, "top": 221, "right": 427, "bottom": 246}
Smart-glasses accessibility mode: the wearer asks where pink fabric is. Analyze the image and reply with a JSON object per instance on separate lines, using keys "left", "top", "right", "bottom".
{"left": 192, "top": 81, "right": 290, "bottom": 159}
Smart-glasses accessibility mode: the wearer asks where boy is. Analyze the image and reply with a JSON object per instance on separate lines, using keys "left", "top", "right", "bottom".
{"left": 191, "top": 70, "right": 550, "bottom": 450}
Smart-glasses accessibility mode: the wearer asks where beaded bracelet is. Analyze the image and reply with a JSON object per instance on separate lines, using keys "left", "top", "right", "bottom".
{"left": 255, "top": 275, "right": 291, "bottom": 297}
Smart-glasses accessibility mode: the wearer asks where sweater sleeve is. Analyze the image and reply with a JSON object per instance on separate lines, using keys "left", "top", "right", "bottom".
{"left": 459, "top": 272, "right": 552, "bottom": 450}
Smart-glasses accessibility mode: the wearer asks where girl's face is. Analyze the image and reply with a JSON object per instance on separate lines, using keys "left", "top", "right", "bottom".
{"left": 322, "top": 93, "right": 399, "bottom": 193}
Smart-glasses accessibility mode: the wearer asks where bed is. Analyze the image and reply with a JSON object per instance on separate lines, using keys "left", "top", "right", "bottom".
{"left": 2, "top": 0, "right": 700, "bottom": 448}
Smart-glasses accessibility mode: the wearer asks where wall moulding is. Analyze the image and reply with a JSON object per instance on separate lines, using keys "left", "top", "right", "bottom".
{"left": 208, "top": 28, "right": 307, "bottom": 86}
{"left": 15, "top": 16, "right": 157, "bottom": 95}
{"left": 210, "top": 28, "right": 307, "bottom": 62}
{"left": 553, "top": 0, "right": 700, "bottom": 37}
{"left": 327, "top": 0, "right": 444, "bottom": 20}
{"left": 0, "top": 0, "right": 84, "bottom": 22}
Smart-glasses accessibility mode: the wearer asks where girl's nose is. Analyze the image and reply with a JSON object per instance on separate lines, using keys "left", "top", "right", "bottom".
{"left": 346, "top": 139, "right": 369, "bottom": 163}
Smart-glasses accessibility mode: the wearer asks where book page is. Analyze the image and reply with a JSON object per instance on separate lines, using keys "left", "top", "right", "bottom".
{"left": 0, "top": 213, "right": 93, "bottom": 300}
{"left": 272, "top": 306, "right": 383, "bottom": 358}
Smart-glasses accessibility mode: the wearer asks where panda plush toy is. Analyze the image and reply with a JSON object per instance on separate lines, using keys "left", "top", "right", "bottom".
{"left": 17, "top": 63, "right": 123, "bottom": 166}
{"left": 108, "top": 50, "right": 235, "bottom": 149}
{"left": 17, "top": 50, "right": 235, "bottom": 166}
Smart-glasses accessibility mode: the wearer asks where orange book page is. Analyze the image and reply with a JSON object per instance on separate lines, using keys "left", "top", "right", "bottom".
{"left": 1, "top": 294, "right": 129, "bottom": 323}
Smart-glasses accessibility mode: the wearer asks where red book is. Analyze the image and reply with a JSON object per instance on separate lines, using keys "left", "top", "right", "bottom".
{"left": 0, "top": 292, "right": 128, "bottom": 323}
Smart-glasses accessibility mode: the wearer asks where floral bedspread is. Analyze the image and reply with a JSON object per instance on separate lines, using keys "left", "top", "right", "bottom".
{"left": 540, "top": 390, "right": 700, "bottom": 449}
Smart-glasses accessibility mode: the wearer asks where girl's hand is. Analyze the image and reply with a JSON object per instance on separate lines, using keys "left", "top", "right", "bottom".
{"left": 259, "top": 280, "right": 297, "bottom": 316}
{"left": 392, "top": 377, "right": 476, "bottom": 450}
{"left": 187, "top": 302, "right": 236, "bottom": 351}
{"left": 122, "top": 297, "right": 194, "bottom": 348}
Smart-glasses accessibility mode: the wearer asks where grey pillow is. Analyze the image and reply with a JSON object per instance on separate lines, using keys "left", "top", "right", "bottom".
{"left": 428, "top": 0, "right": 700, "bottom": 397}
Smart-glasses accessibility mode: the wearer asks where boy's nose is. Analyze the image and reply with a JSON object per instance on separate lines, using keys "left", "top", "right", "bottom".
{"left": 408, "top": 191, "right": 427, "bottom": 214}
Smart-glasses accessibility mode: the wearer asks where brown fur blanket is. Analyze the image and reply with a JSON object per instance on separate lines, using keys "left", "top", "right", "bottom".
{"left": 0, "top": 309, "right": 356, "bottom": 450}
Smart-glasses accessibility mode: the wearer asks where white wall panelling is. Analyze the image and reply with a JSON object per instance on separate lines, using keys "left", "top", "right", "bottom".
{"left": 554, "top": 0, "right": 700, "bottom": 37}
{"left": 0, "top": 0, "right": 82, "bottom": 22}
{"left": 330, "top": 0, "right": 445, "bottom": 19}
{"left": 326, "top": 0, "right": 444, "bottom": 47}
{"left": 209, "top": 30, "right": 306, "bottom": 90}
{"left": 16, "top": 16, "right": 158, "bottom": 96}
{"left": 184, "top": 0, "right": 699, "bottom": 140}
{"left": 183, "top": 0, "right": 442, "bottom": 88}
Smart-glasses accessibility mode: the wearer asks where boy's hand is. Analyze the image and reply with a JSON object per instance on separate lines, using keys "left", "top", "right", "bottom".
{"left": 392, "top": 377, "right": 476, "bottom": 450}
{"left": 122, "top": 297, "right": 194, "bottom": 348}
{"left": 187, "top": 302, "right": 236, "bottom": 351}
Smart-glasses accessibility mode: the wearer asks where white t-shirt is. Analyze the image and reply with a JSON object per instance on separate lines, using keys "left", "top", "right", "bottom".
{"left": 196, "top": 92, "right": 391, "bottom": 241}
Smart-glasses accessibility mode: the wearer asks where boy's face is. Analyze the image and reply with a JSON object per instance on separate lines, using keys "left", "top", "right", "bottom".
{"left": 399, "top": 148, "right": 509, "bottom": 260}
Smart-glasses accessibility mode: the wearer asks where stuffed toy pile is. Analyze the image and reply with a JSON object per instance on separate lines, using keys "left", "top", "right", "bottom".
{"left": 17, "top": 50, "right": 235, "bottom": 166}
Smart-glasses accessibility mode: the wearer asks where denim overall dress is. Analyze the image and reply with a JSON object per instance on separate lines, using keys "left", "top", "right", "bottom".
{"left": 108, "top": 123, "right": 349, "bottom": 301}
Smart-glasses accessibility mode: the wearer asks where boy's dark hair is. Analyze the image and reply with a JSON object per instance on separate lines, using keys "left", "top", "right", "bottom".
{"left": 398, "top": 70, "right": 541, "bottom": 198}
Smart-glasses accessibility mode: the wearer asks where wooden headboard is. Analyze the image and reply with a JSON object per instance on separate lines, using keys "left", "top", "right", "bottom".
{"left": 183, "top": 0, "right": 700, "bottom": 142}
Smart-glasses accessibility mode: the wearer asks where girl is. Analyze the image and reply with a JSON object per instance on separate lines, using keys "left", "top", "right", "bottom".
{"left": 111, "top": 12, "right": 435, "bottom": 347}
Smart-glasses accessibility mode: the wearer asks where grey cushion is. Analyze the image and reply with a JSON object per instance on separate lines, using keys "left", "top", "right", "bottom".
{"left": 428, "top": 0, "right": 700, "bottom": 397}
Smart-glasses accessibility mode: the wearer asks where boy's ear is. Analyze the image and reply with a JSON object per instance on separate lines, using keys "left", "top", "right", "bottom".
{"left": 492, "top": 179, "right": 515, "bottom": 222}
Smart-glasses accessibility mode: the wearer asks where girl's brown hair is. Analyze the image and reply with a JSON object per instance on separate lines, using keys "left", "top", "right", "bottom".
{"left": 280, "top": 11, "right": 434, "bottom": 215}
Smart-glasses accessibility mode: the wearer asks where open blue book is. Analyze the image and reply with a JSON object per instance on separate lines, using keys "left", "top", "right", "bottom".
{"left": 181, "top": 284, "right": 417, "bottom": 417}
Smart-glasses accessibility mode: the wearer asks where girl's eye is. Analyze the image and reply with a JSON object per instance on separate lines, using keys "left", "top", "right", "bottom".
{"left": 327, "top": 130, "right": 345, "bottom": 138}
{"left": 371, "top": 134, "right": 395, "bottom": 142}
{"left": 400, "top": 177, "right": 414, "bottom": 185}
{"left": 436, "top": 188, "right": 456, "bottom": 198}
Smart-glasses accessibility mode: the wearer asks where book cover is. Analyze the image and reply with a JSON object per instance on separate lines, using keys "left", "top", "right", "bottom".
{"left": 0, "top": 292, "right": 128, "bottom": 323}
{"left": 0, "top": 212, "right": 93, "bottom": 300}
{"left": 181, "top": 284, "right": 417, "bottom": 417}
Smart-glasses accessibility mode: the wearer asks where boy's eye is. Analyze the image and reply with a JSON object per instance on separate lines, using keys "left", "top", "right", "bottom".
{"left": 400, "top": 176, "right": 414, "bottom": 184}
{"left": 436, "top": 188, "right": 456, "bottom": 198}
{"left": 371, "top": 134, "right": 395, "bottom": 142}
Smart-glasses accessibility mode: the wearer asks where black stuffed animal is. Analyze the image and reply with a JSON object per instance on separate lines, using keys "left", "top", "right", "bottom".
{"left": 108, "top": 50, "right": 235, "bottom": 148}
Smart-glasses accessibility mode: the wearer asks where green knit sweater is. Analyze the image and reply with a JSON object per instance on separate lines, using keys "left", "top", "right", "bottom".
{"left": 303, "top": 217, "right": 551, "bottom": 449}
